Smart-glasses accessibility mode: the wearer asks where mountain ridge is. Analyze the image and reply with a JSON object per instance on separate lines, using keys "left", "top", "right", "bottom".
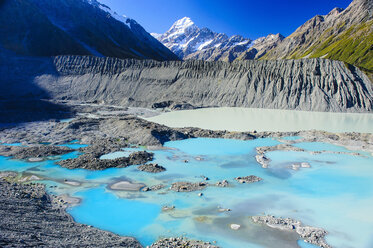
{"left": 152, "top": 17, "right": 282, "bottom": 62}
{"left": 0, "top": 0, "right": 179, "bottom": 61}
{"left": 261, "top": 0, "right": 373, "bottom": 72}
{"left": 153, "top": 0, "right": 372, "bottom": 74}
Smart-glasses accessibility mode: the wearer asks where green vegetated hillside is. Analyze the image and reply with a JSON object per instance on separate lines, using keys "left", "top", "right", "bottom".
{"left": 291, "top": 19, "right": 373, "bottom": 72}
{"left": 259, "top": 0, "right": 373, "bottom": 78}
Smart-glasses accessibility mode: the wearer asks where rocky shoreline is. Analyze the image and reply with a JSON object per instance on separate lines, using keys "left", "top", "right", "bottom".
{"left": 254, "top": 134, "right": 371, "bottom": 168}
{"left": 0, "top": 145, "right": 74, "bottom": 161}
{"left": 150, "top": 238, "right": 218, "bottom": 248}
{"left": 0, "top": 178, "right": 142, "bottom": 248}
{"left": 252, "top": 215, "right": 331, "bottom": 248}
{"left": 0, "top": 173, "right": 219, "bottom": 248}
{"left": 57, "top": 150, "right": 154, "bottom": 170}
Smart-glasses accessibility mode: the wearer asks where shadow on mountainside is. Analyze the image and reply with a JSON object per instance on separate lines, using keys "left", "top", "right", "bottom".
{"left": 0, "top": 48, "right": 73, "bottom": 124}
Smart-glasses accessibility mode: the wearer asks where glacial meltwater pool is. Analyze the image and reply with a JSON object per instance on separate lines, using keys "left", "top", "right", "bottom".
{"left": 145, "top": 107, "right": 373, "bottom": 133}
{"left": 1, "top": 137, "right": 373, "bottom": 248}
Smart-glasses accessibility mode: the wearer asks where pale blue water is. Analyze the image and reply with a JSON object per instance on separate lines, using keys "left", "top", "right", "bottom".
{"left": 68, "top": 187, "right": 161, "bottom": 245}
{"left": 281, "top": 136, "right": 303, "bottom": 141}
{"left": 145, "top": 107, "right": 373, "bottom": 133}
{"left": 100, "top": 148, "right": 144, "bottom": 159}
{"left": 1, "top": 137, "right": 373, "bottom": 248}
{"left": 59, "top": 118, "right": 75, "bottom": 123}
{"left": 1, "top": 142, "right": 23, "bottom": 146}
{"left": 58, "top": 141, "right": 88, "bottom": 149}
{"left": 298, "top": 240, "right": 320, "bottom": 248}
{"left": 292, "top": 142, "right": 351, "bottom": 153}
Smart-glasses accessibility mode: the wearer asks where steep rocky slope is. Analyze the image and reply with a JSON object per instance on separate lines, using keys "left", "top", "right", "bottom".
{"left": 262, "top": 0, "right": 373, "bottom": 71}
{"left": 236, "top": 34, "right": 284, "bottom": 60}
{"left": 0, "top": 0, "right": 178, "bottom": 61}
{"left": 28, "top": 55, "right": 373, "bottom": 113}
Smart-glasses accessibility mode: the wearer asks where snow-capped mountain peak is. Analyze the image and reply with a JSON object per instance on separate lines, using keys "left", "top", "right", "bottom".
{"left": 170, "top": 17, "right": 196, "bottom": 31}
{"left": 165, "top": 17, "right": 198, "bottom": 38}
{"left": 152, "top": 17, "right": 252, "bottom": 61}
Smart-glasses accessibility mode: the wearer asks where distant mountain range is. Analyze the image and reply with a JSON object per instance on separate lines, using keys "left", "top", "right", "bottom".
{"left": 153, "top": 0, "right": 372, "bottom": 72}
{"left": 1, "top": 0, "right": 370, "bottom": 71}
{"left": 0, "top": 0, "right": 178, "bottom": 61}
{"left": 151, "top": 17, "right": 284, "bottom": 62}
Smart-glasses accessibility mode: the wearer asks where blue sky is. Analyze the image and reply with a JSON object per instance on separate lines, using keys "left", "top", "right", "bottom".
{"left": 99, "top": 0, "right": 352, "bottom": 39}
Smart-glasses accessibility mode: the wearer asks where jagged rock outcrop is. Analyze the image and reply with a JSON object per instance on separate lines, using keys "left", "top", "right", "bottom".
{"left": 236, "top": 34, "right": 284, "bottom": 60}
{"left": 262, "top": 0, "right": 373, "bottom": 71}
{"left": 32, "top": 55, "right": 373, "bottom": 113}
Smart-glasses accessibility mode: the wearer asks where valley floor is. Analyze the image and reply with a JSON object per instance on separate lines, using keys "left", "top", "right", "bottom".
{"left": 0, "top": 101, "right": 372, "bottom": 248}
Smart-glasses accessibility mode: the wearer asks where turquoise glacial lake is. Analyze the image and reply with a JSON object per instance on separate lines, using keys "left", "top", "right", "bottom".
{"left": 1, "top": 137, "right": 373, "bottom": 248}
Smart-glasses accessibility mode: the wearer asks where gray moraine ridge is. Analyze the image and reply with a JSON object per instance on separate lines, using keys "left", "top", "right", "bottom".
{"left": 2, "top": 53, "right": 372, "bottom": 116}
{"left": 41, "top": 56, "right": 373, "bottom": 113}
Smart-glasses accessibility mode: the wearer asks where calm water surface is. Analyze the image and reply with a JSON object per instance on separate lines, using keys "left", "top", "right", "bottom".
{"left": 145, "top": 107, "right": 373, "bottom": 133}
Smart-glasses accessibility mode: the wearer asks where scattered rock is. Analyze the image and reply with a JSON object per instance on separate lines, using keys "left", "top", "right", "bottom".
{"left": 255, "top": 144, "right": 304, "bottom": 168}
{"left": 255, "top": 154, "right": 270, "bottom": 168}
{"left": 235, "top": 176, "right": 262, "bottom": 184}
{"left": 53, "top": 194, "right": 81, "bottom": 208}
{"left": 138, "top": 163, "right": 166, "bottom": 173}
{"left": 301, "top": 162, "right": 311, "bottom": 168}
{"left": 142, "top": 184, "right": 165, "bottom": 192}
{"left": 150, "top": 237, "right": 219, "bottom": 248}
{"left": 217, "top": 207, "right": 231, "bottom": 212}
{"left": 290, "top": 162, "right": 311, "bottom": 170}
{"left": 215, "top": 180, "right": 229, "bottom": 187}
{"left": 171, "top": 182, "right": 208, "bottom": 192}
{"left": 162, "top": 205, "right": 175, "bottom": 211}
{"left": 230, "top": 224, "right": 241, "bottom": 230}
